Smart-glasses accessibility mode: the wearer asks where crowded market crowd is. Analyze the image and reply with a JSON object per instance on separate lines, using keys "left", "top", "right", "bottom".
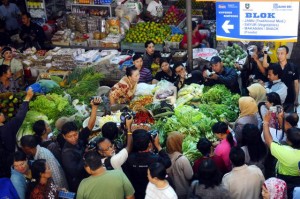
{"left": 0, "top": 1, "right": 299, "bottom": 197}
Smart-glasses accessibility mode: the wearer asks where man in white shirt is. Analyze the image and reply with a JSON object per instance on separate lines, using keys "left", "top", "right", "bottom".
{"left": 260, "top": 64, "right": 287, "bottom": 104}
{"left": 146, "top": 0, "right": 163, "bottom": 21}
{"left": 222, "top": 147, "right": 265, "bottom": 199}
{"left": 96, "top": 118, "right": 133, "bottom": 170}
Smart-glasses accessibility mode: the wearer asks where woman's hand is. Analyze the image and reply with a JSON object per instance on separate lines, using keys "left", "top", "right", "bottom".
{"left": 263, "top": 111, "right": 271, "bottom": 123}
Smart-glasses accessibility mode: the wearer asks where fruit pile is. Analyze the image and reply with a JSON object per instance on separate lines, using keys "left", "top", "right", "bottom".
{"left": 165, "top": 34, "right": 183, "bottom": 42}
{"left": 124, "top": 22, "right": 171, "bottom": 44}
{"left": 161, "top": 5, "right": 185, "bottom": 26}
{"left": 219, "top": 44, "right": 247, "bottom": 68}
{"left": 0, "top": 92, "right": 26, "bottom": 119}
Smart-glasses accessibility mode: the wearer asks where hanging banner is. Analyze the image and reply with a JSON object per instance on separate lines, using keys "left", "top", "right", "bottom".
{"left": 216, "top": 1, "right": 299, "bottom": 42}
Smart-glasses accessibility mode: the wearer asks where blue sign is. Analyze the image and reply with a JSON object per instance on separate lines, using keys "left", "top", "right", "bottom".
{"left": 216, "top": 2, "right": 299, "bottom": 42}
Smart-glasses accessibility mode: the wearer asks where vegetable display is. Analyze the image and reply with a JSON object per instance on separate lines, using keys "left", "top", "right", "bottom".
{"left": 129, "top": 95, "right": 153, "bottom": 110}
{"left": 176, "top": 84, "right": 204, "bottom": 106}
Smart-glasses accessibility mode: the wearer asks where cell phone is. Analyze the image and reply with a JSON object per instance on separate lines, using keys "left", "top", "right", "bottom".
{"left": 89, "top": 96, "right": 102, "bottom": 105}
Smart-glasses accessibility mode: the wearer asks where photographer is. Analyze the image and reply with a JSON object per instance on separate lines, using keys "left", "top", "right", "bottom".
{"left": 123, "top": 129, "right": 171, "bottom": 199}
{"left": 60, "top": 97, "right": 101, "bottom": 192}
{"left": 263, "top": 111, "right": 300, "bottom": 198}
{"left": 97, "top": 118, "right": 133, "bottom": 170}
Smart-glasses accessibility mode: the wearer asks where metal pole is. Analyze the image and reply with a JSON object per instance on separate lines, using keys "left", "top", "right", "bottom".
{"left": 186, "top": 0, "right": 193, "bottom": 72}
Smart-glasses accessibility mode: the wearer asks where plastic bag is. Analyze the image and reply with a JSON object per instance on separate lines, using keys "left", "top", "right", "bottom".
{"left": 135, "top": 83, "right": 156, "bottom": 96}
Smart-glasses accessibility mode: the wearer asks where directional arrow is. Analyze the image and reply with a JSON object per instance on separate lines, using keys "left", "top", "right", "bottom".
{"left": 222, "top": 20, "right": 234, "bottom": 33}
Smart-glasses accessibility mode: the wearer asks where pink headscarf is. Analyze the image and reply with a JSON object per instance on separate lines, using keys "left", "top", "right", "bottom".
{"left": 264, "top": 178, "right": 287, "bottom": 199}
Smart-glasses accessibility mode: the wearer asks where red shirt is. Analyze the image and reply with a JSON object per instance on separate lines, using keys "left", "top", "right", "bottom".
{"left": 181, "top": 31, "right": 207, "bottom": 48}
{"left": 193, "top": 155, "right": 228, "bottom": 175}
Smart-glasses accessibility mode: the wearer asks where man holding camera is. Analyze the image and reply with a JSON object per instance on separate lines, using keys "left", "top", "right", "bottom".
{"left": 203, "top": 56, "right": 240, "bottom": 94}
{"left": 96, "top": 117, "right": 133, "bottom": 170}
{"left": 61, "top": 97, "right": 101, "bottom": 192}
{"left": 123, "top": 129, "right": 171, "bottom": 199}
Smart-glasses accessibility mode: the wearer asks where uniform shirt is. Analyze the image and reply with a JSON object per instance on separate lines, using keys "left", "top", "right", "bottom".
{"left": 270, "top": 142, "right": 300, "bottom": 176}
{"left": 279, "top": 62, "right": 298, "bottom": 104}
{"left": 0, "top": 3, "right": 21, "bottom": 31}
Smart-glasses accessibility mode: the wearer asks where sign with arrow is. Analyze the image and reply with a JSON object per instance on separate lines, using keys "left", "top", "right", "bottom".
{"left": 216, "top": 1, "right": 299, "bottom": 42}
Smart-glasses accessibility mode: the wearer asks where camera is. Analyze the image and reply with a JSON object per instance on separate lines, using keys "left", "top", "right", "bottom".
{"left": 87, "top": 137, "right": 100, "bottom": 150}
{"left": 269, "top": 105, "right": 282, "bottom": 114}
{"left": 120, "top": 107, "right": 136, "bottom": 123}
{"left": 205, "top": 70, "right": 215, "bottom": 77}
{"left": 89, "top": 96, "right": 102, "bottom": 105}
{"left": 148, "top": 130, "right": 158, "bottom": 141}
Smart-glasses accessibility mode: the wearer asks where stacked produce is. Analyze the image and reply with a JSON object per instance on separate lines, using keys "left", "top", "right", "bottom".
{"left": 124, "top": 22, "right": 171, "bottom": 44}
{"left": 129, "top": 95, "right": 153, "bottom": 110}
{"left": 161, "top": 5, "right": 185, "bottom": 26}
{"left": 152, "top": 84, "right": 240, "bottom": 162}
{"left": 165, "top": 34, "right": 184, "bottom": 42}
{"left": 0, "top": 92, "right": 26, "bottom": 119}
{"left": 219, "top": 44, "right": 247, "bottom": 68}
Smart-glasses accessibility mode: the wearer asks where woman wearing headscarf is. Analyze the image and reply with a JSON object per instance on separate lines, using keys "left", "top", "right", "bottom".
{"left": 0, "top": 47, "right": 23, "bottom": 81}
{"left": 247, "top": 83, "right": 267, "bottom": 104}
{"left": 234, "top": 96, "right": 259, "bottom": 145}
{"left": 166, "top": 132, "right": 193, "bottom": 199}
{"left": 262, "top": 177, "right": 287, "bottom": 199}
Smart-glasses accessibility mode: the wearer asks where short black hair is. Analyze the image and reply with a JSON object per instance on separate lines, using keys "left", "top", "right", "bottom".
{"left": 96, "top": 137, "right": 108, "bottom": 151}
{"left": 212, "top": 122, "right": 228, "bottom": 134}
{"left": 132, "top": 54, "right": 142, "bottom": 62}
{"left": 266, "top": 92, "right": 281, "bottom": 106}
{"left": 126, "top": 66, "right": 138, "bottom": 77}
{"left": 149, "top": 162, "right": 167, "bottom": 180}
{"left": 229, "top": 147, "right": 245, "bottom": 167}
{"left": 0, "top": 64, "right": 10, "bottom": 77}
{"left": 286, "top": 127, "right": 300, "bottom": 149}
{"left": 153, "top": 52, "right": 161, "bottom": 59}
{"left": 22, "top": 11, "right": 31, "bottom": 18}
{"left": 197, "top": 138, "right": 212, "bottom": 157}
{"left": 33, "top": 120, "right": 46, "bottom": 137}
{"left": 145, "top": 40, "right": 155, "bottom": 48}
{"left": 83, "top": 151, "right": 103, "bottom": 171}
{"left": 61, "top": 122, "right": 78, "bottom": 135}
{"left": 159, "top": 58, "right": 169, "bottom": 67}
{"left": 278, "top": 45, "right": 289, "bottom": 54}
{"left": 133, "top": 130, "right": 151, "bottom": 151}
{"left": 31, "top": 159, "right": 46, "bottom": 185}
{"left": 268, "top": 64, "right": 283, "bottom": 79}
{"left": 20, "top": 135, "right": 38, "bottom": 148}
{"left": 286, "top": 113, "right": 299, "bottom": 127}
{"left": 173, "top": 63, "right": 184, "bottom": 72}
{"left": 101, "top": 122, "right": 119, "bottom": 141}
{"left": 13, "top": 151, "right": 27, "bottom": 162}
{"left": 197, "top": 159, "right": 221, "bottom": 188}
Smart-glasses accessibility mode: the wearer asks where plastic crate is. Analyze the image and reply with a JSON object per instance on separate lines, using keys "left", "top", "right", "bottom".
{"left": 121, "top": 42, "right": 164, "bottom": 53}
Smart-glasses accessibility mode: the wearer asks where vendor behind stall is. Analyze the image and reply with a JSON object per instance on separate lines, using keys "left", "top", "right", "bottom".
{"left": 174, "top": 63, "right": 204, "bottom": 90}
{"left": 133, "top": 54, "right": 152, "bottom": 83}
{"left": 19, "top": 12, "right": 46, "bottom": 50}
{"left": 143, "top": 40, "right": 155, "bottom": 70}
{"left": 153, "top": 58, "right": 176, "bottom": 84}
{"left": 203, "top": 56, "right": 240, "bottom": 94}
{"left": 0, "top": 47, "right": 23, "bottom": 81}
{"left": 0, "top": 64, "right": 19, "bottom": 92}
{"left": 109, "top": 66, "right": 140, "bottom": 105}
{"left": 146, "top": 0, "right": 163, "bottom": 22}
{"left": 181, "top": 21, "right": 209, "bottom": 49}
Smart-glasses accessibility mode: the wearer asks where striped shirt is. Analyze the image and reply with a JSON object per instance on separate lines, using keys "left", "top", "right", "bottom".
{"left": 139, "top": 67, "right": 153, "bottom": 83}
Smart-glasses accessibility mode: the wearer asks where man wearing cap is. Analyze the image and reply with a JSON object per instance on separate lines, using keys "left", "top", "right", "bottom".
{"left": 203, "top": 56, "right": 240, "bottom": 94}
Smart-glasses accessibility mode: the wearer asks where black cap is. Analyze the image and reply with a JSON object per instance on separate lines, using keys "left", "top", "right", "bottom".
{"left": 210, "top": 56, "right": 222, "bottom": 64}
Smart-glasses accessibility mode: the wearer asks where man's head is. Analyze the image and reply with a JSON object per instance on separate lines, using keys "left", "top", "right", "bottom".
{"left": 277, "top": 45, "right": 289, "bottom": 63}
{"left": 2, "top": 0, "right": 9, "bottom": 6}
{"left": 83, "top": 151, "right": 103, "bottom": 174}
{"left": 21, "top": 12, "right": 31, "bottom": 26}
{"left": 286, "top": 127, "right": 300, "bottom": 149}
{"left": 96, "top": 137, "right": 115, "bottom": 157}
{"left": 145, "top": 40, "right": 155, "bottom": 56}
{"left": 133, "top": 54, "right": 143, "bottom": 70}
{"left": 210, "top": 56, "right": 224, "bottom": 74}
{"left": 101, "top": 122, "right": 119, "bottom": 141}
{"left": 20, "top": 135, "right": 38, "bottom": 156}
{"left": 286, "top": 113, "right": 299, "bottom": 127}
{"left": 13, "top": 151, "right": 29, "bottom": 174}
{"left": 267, "top": 64, "right": 282, "bottom": 81}
{"left": 229, "top": 147, "right": 245, "bottom": 167}
{"left": 61, "top": 122, "right": 79, "bottom": 146}
{"left": 174, "top": 63, "right": 186, "bottom": 79}
{"left": 133, "top": 129, "right": 152, "bottom": 152}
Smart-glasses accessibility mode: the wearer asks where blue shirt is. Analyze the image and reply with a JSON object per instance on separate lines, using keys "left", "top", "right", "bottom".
{"left": 0, "top": 178, "right": 19, "bottom": 199}
{"left": 0, "top": 3, "right": 21, "bottom": 31}
{"left": 11, "top": 167, "right": 28, "bottom": 199}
